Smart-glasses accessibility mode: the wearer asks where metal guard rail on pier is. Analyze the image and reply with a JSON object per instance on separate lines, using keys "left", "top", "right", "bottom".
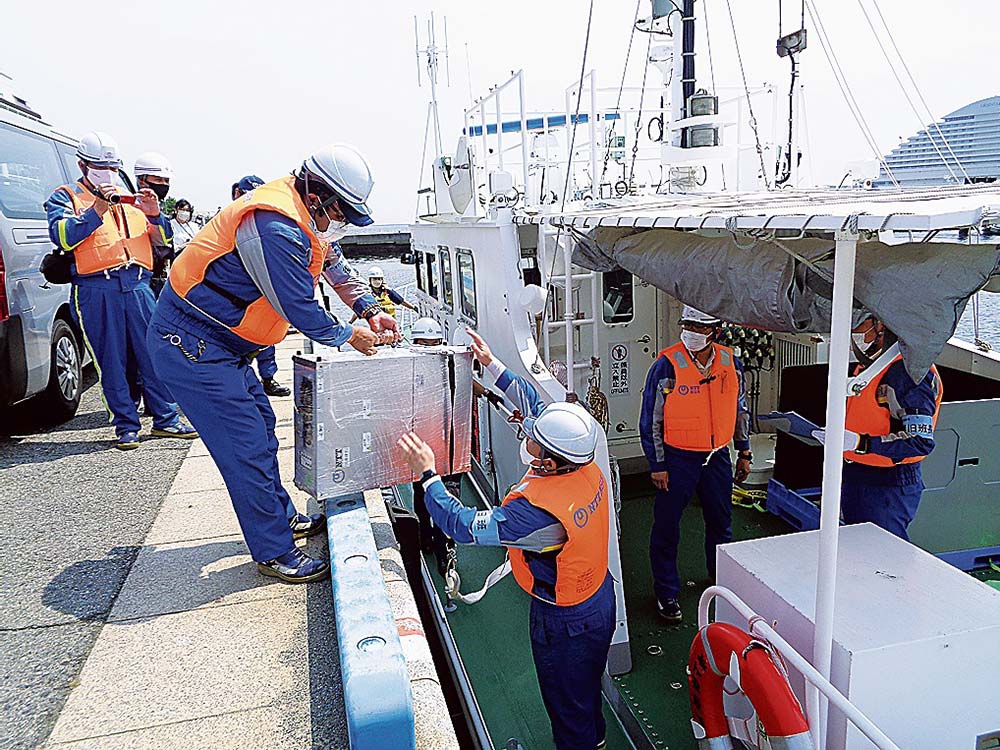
{"left": 327, "top": 492, "right": 416, "bottom": 750}
{"left": 698, "top": 586, "right": 900, "bottom": 750}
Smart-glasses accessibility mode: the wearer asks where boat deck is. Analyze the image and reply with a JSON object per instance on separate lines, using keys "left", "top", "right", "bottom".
{"left": 402, "top": 475, "right": 1000, "bottom": 749}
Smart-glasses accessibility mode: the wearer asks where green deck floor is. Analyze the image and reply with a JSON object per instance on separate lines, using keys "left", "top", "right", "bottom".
{"left": 401, "top": 477, "right": 1000, "bottom": 750}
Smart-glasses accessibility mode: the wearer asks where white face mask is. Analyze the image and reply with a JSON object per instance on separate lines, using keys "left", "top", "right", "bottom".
{"left": 681, "top": 329, "right": 711, "bottom": 353}
{"left": 316, "top": 221, "right": 349, "bottom": 242}
{"left": 176, "top": 210, "right": 192, "bottom": 223}
{"left": 88, "top": 167, "right": 115, "bottom": 186}
{"left": 519, "top": 438, "right": 538, "bottom": 467}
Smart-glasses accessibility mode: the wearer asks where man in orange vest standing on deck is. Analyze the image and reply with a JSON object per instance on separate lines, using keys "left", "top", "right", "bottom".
{"left": 45, "top": 132, "right": 197, "bottom": 450}
{"left": 812, "top": 313, "right": 943, "bottom": 539}
{"left": 639, "top": 306, "right": 752, "bottom": 624}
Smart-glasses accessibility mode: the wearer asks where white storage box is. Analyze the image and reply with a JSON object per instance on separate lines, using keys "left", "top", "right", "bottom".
{"left": 293, "top": 346, "right": 473, "bottom": 498}
{"left": 716, "top": 523, "right": 1000, "bottom": 749}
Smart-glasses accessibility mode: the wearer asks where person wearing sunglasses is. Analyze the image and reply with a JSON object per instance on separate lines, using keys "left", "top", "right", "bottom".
{"left": 148, "top": 144, "right": 398, "bottom": 583}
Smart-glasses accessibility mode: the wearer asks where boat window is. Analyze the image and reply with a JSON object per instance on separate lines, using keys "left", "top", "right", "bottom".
{"left": 457, "top": 250, "right": 477, "bottom": 323}
{"left": 415, "top": 251, "right": 425, "bottom": 292}
{"left": 0, "top": 122, "right": 64, "bottom": 220}
{"left": 426, "top": 251, "right": 438, "bottom": 298}
{"left": 439, "top": 247, "right": 453, "bottom": 309}
{"left": 602, "top": 268, "right": 634, "bottom": 324}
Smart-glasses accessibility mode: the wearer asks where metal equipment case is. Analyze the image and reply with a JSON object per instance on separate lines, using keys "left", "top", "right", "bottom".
{"left": 293, "top": 347, "right": 473, "bottom": 498}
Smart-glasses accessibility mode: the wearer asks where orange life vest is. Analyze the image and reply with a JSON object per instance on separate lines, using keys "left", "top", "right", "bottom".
{"left": 55, "top": 181, "right": 153, "bottom": 275}
{"left": 659, "top": 342, "right": 739, "bottom": 452}
{"left": 845, "top": 356, "right": 943, "bottom": 467}
{"left": 168, "top": 177, "right": 326, "bottom": 346}
{"left": 505, "top": 461, "right": 610, "bottom": 606}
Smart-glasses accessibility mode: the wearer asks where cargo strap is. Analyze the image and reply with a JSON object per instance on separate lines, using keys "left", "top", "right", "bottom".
{"left": 444, "top": 555, "right": 512, "bottom": 605}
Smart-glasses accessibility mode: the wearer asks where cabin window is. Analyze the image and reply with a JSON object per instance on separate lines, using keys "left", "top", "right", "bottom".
{"left": 439, "top": 247, "right": 454, "bottom": 309}
{"left": 0, "top": 122, "right": 64, "bottom": 221}
{"left": 425, "top": 251, "right": 438, "bottom": 298}
{"left": 415, "top": 251, "right": 425, "bottom": 292}
{"left": 602, "top": 269, "right": 634, "bottom": 324}
{"left": 457, "top": 250, "right": 477, "bottom": 323}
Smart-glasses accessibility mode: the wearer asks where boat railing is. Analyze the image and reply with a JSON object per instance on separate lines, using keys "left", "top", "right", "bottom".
{"left": 698, "top": 586, "right": 901, "bottom": 750}
{"left": 395, "top": 280, "right": 420, "bottom": 334}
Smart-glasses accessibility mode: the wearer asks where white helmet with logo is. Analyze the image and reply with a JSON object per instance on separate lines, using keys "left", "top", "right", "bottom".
{"left": 77, "top": 131, "right": 122, "bottom": 168}
{"left": 411, "top": 317, "right": 443, "bottom": 342}
{"left": 301, "top": 144, "right": 374, "bottom": 227}
{"left": 134, "top": 151, "right": 174, "bottom": 180}
{"left": 367, "top": 266, "right": 384, "bottom": 281}
{"left": 524, "top": 401, "right": 600, "bottom": 465}
{"left": 680, "top": 305, "right": 721, "bottom": 326}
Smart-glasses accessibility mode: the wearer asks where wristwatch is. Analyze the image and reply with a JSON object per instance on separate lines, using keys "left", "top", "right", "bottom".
{"left": 420, "top": 469, "right": 437, "bottom": 483}
{"left": 854, "top": 434, "right": 871, "bottom": 454}
{"left": 737, "top": 450, "right": 753, "bottom": 461}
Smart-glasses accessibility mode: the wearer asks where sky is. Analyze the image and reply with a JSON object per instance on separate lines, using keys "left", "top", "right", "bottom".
{"left": 4, "top": 0, "right": 997, "bottom": 223}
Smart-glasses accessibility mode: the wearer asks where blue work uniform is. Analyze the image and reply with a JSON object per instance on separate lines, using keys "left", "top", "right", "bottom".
{"left": 147, "top": 213, "right": 378, "bottom": 562}
{"left": 45, "top": 186, "right": 183, "bottom": 438}
{"left": 421, "top": 360, "right": 615, "bottom": 750}
{"left": 639, "top": 347, "right": 750, "bottom": 603}
{"left": 842, "top": 359, "right": 940, "bottom": 539}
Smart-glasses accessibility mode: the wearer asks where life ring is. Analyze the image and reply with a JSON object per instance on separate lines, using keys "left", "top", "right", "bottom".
{"left": 687, "top": 622, "right": 812, "bottom": 750}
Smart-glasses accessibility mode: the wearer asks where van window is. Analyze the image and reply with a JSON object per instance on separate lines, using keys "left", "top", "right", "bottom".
{"left": 439, "top": 248, "right": 453, "bottom": 309}
{"left": 0, "top": 122, "right": 64, "bottom": 220}
{"left": 457, "top": 250, "right": 477, "bottom": 323}
{"left": 425, "top": 251, "right": 438, "bottom": 298}
{"left": 602, "top": 268, "right": 634, "bottom": 324}
{"left": 415, "top": 251, "right": 425, "bottom": 292}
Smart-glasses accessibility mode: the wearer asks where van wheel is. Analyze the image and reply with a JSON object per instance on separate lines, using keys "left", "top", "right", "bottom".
{"left": 41, "top": 320, "right": 82, "bottom": 422}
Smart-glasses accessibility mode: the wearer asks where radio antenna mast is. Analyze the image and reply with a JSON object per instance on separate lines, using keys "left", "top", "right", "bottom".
{"left": 415, "top": 13, "right": 449, "bottom": 159}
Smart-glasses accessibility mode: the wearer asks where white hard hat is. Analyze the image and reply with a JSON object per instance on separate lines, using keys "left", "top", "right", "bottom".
{"left": 411, "top": 317, "right": 443, "bottom": 341}
{"left": 367, "top": 266, "right": 384, "bottom": 280}
{"left": 134, "top": 151, "right": 174, "bottom": 179}
{"left": 680, "top": 305, "right": 721, "bottom": 325}
{"left": 301, "top": 144, "right": 374, "bottom": 226}
{"left": 77, "top": 131, "right": 122, "bottom": 168}
{"left": 524, "top": 401, "right": 600, "bottom": 465}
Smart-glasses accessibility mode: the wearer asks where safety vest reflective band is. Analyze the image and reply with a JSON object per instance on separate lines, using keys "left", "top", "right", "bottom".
{"left": 658, "top": 342, "right": 739, "bottom": 452}
{"left": 56, "top": 182, "right": 153, "bottom": 275}
{"left": 373, "top": 289, "right": 396, "bottom": 317}
{"left": 845, "top": 356, "right": 943, "bottom": 467}
{"left": 168, "top": 176, "right": 325, "bottom": 346}
{"left": 505, "top": 461, "right": 610, "bottom": 606}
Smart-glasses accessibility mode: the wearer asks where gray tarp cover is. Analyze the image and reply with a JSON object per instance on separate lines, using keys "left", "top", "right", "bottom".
{"left": 574, "top": 227, "right": 1000, "bottom": 382}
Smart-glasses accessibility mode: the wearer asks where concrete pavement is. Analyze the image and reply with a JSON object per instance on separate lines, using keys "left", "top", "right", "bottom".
{"left": 41, "top": 337, "right": 350, "bottom": 749}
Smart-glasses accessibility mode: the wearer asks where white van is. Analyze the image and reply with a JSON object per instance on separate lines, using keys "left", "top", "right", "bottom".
{"left": 0, "top": 85, "right": 112, "bottom": 421}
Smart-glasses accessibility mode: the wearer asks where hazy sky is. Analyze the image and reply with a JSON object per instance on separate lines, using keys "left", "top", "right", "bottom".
{"left": 5, "top": 0, "right": 996, "bottom": 222}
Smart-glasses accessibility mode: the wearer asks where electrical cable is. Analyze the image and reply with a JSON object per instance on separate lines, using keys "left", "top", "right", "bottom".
{"left": 628, "top": 31, "right": 655, "bottom": 190}
{"left": 870, "top": 0, "right": 970, "bottom": 182}
{"left": 804, "top": 0, "right": 900, "bottom": 187}
{"left": 855, "top": 0, "right": 961, "bottom": 183}
{"left": 723, "top": 0, "right": 772, "bottom": 189}
{"left": 601, "top": 0, "right": 645, "bottom": 191}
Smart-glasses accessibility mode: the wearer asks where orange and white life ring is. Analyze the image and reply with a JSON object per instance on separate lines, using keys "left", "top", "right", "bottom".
{"left": 687, "top": 622, "right": 812, "bottom": 750}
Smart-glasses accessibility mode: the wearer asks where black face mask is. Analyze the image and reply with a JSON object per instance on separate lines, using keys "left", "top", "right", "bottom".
{"left": 146, "top": 182, "right": 170, "bottom": 200}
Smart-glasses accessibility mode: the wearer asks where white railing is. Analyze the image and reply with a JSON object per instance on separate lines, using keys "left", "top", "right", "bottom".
{"left": 698, "top": 586, "right": 901, "bottom": 750}
{"left": 395, "top": 280, "right": 421, "bottom": 334}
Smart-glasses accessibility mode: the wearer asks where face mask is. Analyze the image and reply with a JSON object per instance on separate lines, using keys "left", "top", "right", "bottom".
{"left": 176, "top": 210, "right": 192, "bottom": 222}
{"left": 851, "top": 332, "right": 871, "bottom": 351}
{"left": 681, "top": 329, "right": 711, "bottom": 353}
{"left": 88, "top": 167, "right": 115, "bottom": 186}
{"left": 519, "top": 438, "right": 538, "bottom": 467}
{"left": 147, "top": 182, "right": 170, "bottom": 200}
{"left": 370, "top": 278, "right": 384, "bottom": 289}
{"left": 316, "top": 221, "right": 348, "bottom": 242}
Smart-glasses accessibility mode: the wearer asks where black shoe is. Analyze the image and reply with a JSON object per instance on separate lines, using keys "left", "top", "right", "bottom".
{"left": 290, "top": 512, "right": 326, "bottom": 539}
{"left": 257, "top": 548, "right": 329, "bottom": 583}
{"left": 262, "top": 377, "right": 291, "bottom": 397}
{"left": 657, "top": 598, "right": 683, "bottom": 624}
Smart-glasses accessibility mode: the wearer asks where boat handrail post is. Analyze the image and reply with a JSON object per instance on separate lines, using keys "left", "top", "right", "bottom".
{"left": 811, "top": 226, "right": 859, "bottom": 748}
{"left": 698, "top": 586, "right": 901, "bottom": 750}
{"left": 518, "top": 70, "right": 530, "bottom": 207}
{"left": 589, "top": 70, "right": 599, "bottom": 200}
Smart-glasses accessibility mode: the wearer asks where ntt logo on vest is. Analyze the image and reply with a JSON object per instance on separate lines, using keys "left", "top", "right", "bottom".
{"left": 573, "top": 485, "right": 605, "bottom": 528}
{"left": 677, "top": 384, "right": 701, "bottom": 396}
